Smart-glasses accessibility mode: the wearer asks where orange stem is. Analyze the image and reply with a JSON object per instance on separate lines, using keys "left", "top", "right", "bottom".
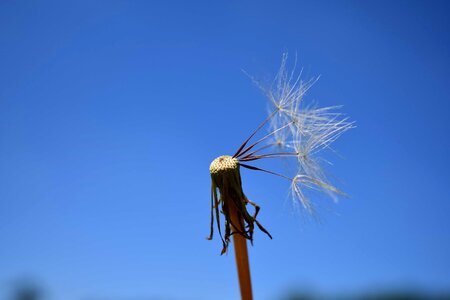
{"left": 229, "top": 199, "right": 253, "bottom": 300}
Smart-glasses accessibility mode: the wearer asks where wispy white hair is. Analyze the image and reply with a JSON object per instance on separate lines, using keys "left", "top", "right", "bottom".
{"left": 238, "top": 53, "right": 354, "bottom": 212}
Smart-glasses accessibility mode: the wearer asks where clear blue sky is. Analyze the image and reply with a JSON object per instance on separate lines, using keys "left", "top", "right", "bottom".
{"left": 1, "top": 1, "right": 449, "bottom": 299}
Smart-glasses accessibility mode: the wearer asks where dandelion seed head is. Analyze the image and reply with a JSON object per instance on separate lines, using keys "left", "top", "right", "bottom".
{"left": 250, "top": 52, "right": 354, "bottom": 211}
{"left": 210, "top": 155, "right": 239, "bottom": 175}
{"left": 208, "top": 53, "right": 353, "bottom": 252}
{"left": 290, "top": 175, "right": 314, "bottom": 213}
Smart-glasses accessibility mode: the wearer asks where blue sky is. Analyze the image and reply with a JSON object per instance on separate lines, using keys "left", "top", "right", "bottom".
{"left": 1, "top": 1, "right": 449, "bottom": 299}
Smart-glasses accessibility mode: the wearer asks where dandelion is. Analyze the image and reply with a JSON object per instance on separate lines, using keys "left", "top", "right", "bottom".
{"left": 208, "top": 53, "right": 353, "bottom": 300}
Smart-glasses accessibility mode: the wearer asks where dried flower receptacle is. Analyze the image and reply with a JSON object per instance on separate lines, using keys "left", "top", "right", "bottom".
{"left": 209, "top": 155, "right": 271, "bottom": 255}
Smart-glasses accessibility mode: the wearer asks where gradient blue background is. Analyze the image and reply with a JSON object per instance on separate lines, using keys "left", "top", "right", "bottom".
{"left": 1, "top": 1, "right": 449, "bottom": 299}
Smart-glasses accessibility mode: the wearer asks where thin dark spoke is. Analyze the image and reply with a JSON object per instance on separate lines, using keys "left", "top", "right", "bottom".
{"left": 236, "top": 121, "right": 293, "bottom": 158}
{"left": 240, "top": 152, "right": 299, "bottom": 161}
{"left": 238, "top": 143, "right": 275, "bottom": 160}
{"left": 239, "top": 163, "right": 292, "bottom": 181}
{"left": 233, "top": 109, "right": 278, "bottom": 158}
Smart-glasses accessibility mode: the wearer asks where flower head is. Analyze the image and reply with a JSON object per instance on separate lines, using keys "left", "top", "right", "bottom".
{"left": 242, "top": 53, "right": 354, "bottom": 210}
{"left": 208, "top": 53, "right": 353, "bottom": 253}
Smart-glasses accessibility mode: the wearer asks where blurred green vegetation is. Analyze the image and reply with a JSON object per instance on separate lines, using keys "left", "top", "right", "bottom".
{"left": 10, "top": 283, "right": 42, "bottom": 300}
{"left": 6, "top": 281, "right": 450, "bottom": 300}
{"left": 280, "top": 290, "right": 450, "bottom": 300}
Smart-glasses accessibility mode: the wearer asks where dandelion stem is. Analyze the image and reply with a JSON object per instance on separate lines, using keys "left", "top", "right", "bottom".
{"left": 228, "top": 195, "right": 253, "bottom": 300}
